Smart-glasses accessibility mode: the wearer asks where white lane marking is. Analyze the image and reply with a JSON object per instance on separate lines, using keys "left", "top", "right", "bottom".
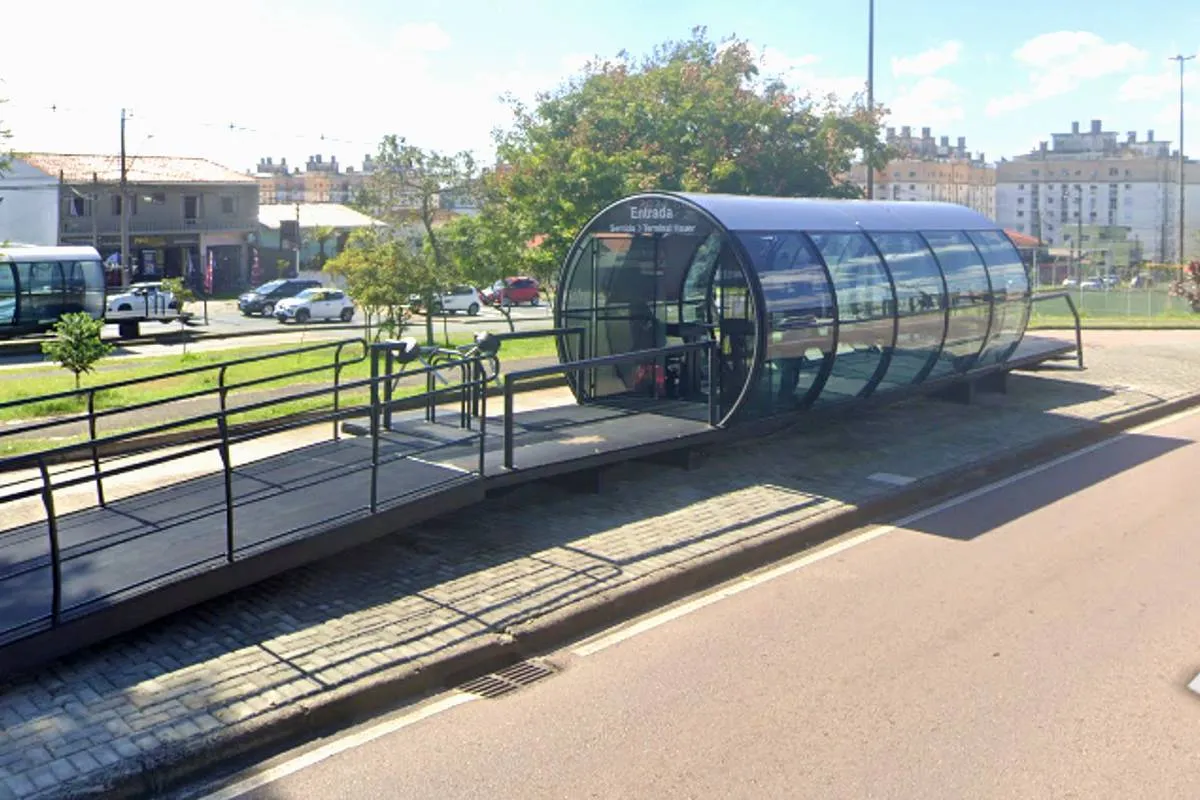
{"left": 195, "top": 693, "right": 477, "bottom": 800}
{"left": 573, "top": 403, "right": 1200, "bottom": 658}
{"left": 1189, "top": 672, "right": 1200, "bottom": 697}
{"left": 868, "top": 472, "right": 916, "bottom": 486}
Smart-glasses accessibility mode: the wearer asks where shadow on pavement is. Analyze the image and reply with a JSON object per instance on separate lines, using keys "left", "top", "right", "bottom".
{"left": 904, "top": 428, "right": 1192, "bottom": 541}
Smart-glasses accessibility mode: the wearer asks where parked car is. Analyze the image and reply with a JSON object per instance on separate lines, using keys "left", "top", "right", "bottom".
{"left": 418, "top": 286, "right": 485, "bottom": 316}
{"left": 274, "top": 288, "right": 355, "bottom": 324}
{"left": 105, "top": 282, "right": 180, "bottom": 323}
{"left": 238, "top": 278, "right": 322, "bottom": 317}
{"left": 486, "top": 276, "right": 541, "bottom": 307}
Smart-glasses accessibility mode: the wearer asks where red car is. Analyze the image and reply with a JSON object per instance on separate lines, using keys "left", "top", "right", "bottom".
{"left": 487, "top": 276, "right": 541, "bottom": 307}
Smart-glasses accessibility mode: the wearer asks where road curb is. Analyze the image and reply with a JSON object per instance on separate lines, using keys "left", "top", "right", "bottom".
{"left": 58, "top": 386, "right": 1200, "bottom": 800}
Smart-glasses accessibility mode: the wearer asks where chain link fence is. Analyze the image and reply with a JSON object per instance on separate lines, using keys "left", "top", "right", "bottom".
{"left": 1029, "top": 263, "right": 1198, "bottom": 325}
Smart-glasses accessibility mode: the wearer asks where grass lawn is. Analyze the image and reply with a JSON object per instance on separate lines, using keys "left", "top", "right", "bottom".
{"left": 0, "top": 333, "right": 558, "bottom": 423}
{"left": 1030, "top": 288, "right": 1200, "bottom": 328}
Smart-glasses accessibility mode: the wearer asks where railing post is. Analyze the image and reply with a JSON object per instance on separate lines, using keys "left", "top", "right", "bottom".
{"left": 503, "top": 374, "right": 515, "bottom": 470}
{"left": 217, "top": 411, "right": 235, "bottom": 563}
{"left": 384, "top": 348, "right": 395, "bottom": 431}
{"left": 332, "top": 342, "right": 346, "bottom": 441}
{"left": 369, "top": 347, "right": 381, "bottom": 514}
{"left": 479, "top": 371, "right": 488, "bottom": 476}
{"left": 86, "top": 389, "right": 104, "bottom": 507}
{"left": 217, "top": 365, "right": 229, "bottom": 420}
{"left": 707, "top": 342, "right": 719, "bottom": 427}
{"left": 37, "top": 458, "right": 62, "bottom": 627}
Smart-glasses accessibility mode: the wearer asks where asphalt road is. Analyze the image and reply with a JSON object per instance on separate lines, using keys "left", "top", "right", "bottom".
{"left": 202, "top": 406, "right": 1200, "bottom": 800}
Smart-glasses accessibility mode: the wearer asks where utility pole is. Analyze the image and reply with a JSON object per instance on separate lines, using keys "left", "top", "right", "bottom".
{"left": 1076, "top": 184, "right": 1084, "bottom": 281}
{"left": 865, "top": 0, "right": 875, "bottom": 201}
{"left": 1169, "top": 54, "right": 1194, "bottom": 264}
{"left": 91, "top": 172, "right": 99, "bottom": 249}
{"left": 294, "top": 202, "right": 302, "bottom": 275}
{"left": 119, "top": 107, "right": 131, "bottom": 288}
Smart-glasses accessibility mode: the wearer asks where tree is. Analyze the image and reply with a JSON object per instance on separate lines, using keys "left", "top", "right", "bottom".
{"left": 162, "top": 277, "right": 196, "bottom": 352}
{"left": 483, "top": 27, "right": 887, "bottom": 274}
{"left": 42, "top": 312, "right": 113, "bottom": 390}
{"left": 356, "top": 135, "right": 478, "bottom": 345}
{"left": 323, "top": 227, "right": 417, "bottom": 342}
{"left": 0, "top": 98, "right": 12, "bottom": 176}
{"left": 306, "top": 225, "right": 338, "bottom": 269}
{"left": 1168, "top": 261, "right": 1200, "bottom": 312}
{"left": 441, "top": 206, "right": 529, "bottom": 332}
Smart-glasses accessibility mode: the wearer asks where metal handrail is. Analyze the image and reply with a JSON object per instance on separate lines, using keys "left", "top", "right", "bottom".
{"left": 0, "top": 338, "right": 367, "bottom": 444}
{"left": 501, "top": 340, "right": 719, "bottom": 470}
{"left": 2, "top": 347, "right": 496, "bottom": 638}
{"left": 0, "top": 338, "right": 369, "bottom": 501}
{"left": 1030, "top": 291, "right": 1084, "bottom": 369}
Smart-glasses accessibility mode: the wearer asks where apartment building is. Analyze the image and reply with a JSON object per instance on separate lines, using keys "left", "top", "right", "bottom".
{"left": 848, "top": 127, "right": 996, "bottom": 219}
{"left": 255, "top": 154, "right": 376, "bottom": 205}
{"left": 0, "top": 153, "right": 259, "bottom": 289}
{"left": 996, "top": 120, "right": 1200, "bottom": 263}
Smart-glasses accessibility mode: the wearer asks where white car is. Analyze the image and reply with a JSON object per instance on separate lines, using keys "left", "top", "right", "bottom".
{"left": 105, "top": 282, "right": 180, "bottom": 323}
{"left": 429, "top": 286, "right": 485, "bottom": 316}
{"left": 274, "top": 287, "right": 356, "bottom": 324}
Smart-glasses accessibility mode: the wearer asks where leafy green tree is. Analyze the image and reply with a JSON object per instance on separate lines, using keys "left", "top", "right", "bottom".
{"left": 162, "top": 277, "right": 196, "bottom": 352}
{"left": 0, "top": 98, "right": 12, "bottom": 176}
{"left": 484, "top": 27, "right": 887, "bottom": 274}
{"left": 441, "top": 208, "right": 529, "bottom": 332}
{"left": 306, "top": 224, "right": 338, "bottom": 269}
{"left": 323, "top": 227, "right": 418, "bottom": 341}
{"left": 356, "top": 135, "right": 478, "bottom": 345}
{"left": 42, "top": 312, "right": 113, "bottom": 390}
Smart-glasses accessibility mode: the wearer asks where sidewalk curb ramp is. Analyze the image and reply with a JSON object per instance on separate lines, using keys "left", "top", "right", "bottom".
{"left": 59, "top": 387, "right": 1200, "bottom": 800}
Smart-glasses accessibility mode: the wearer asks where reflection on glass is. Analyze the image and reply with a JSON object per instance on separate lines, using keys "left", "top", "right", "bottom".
{"left": 869, "top": 232, "right": 948, "bottom": 384}
{"left": 735, "top": 233, "right": 834, "bottom": 412}
{"left": 0, "top": 266, "right": 14, "bottom": 326}
{"left": 921, "top": 230, "right": 992, "bottom": 373}
{"left": 968, "top": 231, "right": 1031, "bottom": 364}
{"left": 808, "top": 232, "right": 895, "bottom": 401}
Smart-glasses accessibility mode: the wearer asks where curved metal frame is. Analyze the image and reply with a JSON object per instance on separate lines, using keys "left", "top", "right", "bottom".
{"left": 555, "top": 192, "right": 1036, "bottom": 423}
{"left": 554, "top": 193, "right": 768, "bottom": 427}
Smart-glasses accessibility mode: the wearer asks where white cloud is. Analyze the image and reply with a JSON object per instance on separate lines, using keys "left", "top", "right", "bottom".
{"left": 985, "top": 32, "right": 1147, "bottom": 116}
{"left": 755, "top": 46, "right": 865, "bottom": 100}
{"left": 886, "top": 76, "right": 965, "bottom": 128}
{"left": 1119, "top": 68, "right": 1198, "bottom": 102}
{"left": 891, "top": 42, "right": 962, "bottom": 78}
{"left": 1, "top": 1, "right": 549, "bottom": 171}
{"left": 391, "top": 21, "right": 452, "bottom": 52}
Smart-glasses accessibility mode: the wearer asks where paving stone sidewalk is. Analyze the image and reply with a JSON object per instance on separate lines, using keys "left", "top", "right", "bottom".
{"left": 1, "top": 330, "right": 1199, "bottom": 799}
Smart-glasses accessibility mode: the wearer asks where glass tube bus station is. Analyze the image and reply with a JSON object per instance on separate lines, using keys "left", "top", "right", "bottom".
{"left": 0, "top": 192, "right": 1083, "bottom": 673}
{"left": 554, "top": 191, "right": 1074, "bottom": 425}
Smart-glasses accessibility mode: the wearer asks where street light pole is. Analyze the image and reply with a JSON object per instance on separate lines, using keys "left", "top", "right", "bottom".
{"left": 1170, "top": 54, "right": 1194, "bottom": 264}
{"left": 865, "top": 0, "right": 875, "bottom": 201}
{"left": 119, "top": 107, "right": 131, "bottom": 288}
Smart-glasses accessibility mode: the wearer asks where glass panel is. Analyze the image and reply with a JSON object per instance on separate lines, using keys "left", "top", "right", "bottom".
{"left": 16, "top": 262, "right": 67, "bottom": 325}
{"left": 736, "top": 233, "right": 834, "bottom": 413}
{"left": 79, "top": 259, "right": 106, "bottom": 319}
{"left": 808, "top": 232, "right": 896, "bottom": 401}
{"left": 868, "top": 232, "right": 947, "bottom": 384}
{"left": 967, "top": 231, "right": 1031, "bottom": 364}
{"left": 0, "top": 266, "right": 15, "bottom": 326}
{"left": 715, "top": 242, "right": 756, "bottom": 413}
{"left": 921, "top": 230, "right": 991, "bottom": 373}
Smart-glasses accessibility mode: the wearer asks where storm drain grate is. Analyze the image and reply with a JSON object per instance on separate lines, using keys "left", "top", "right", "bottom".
{"left": 458, "top": 659, "right": 558, "bottom": 699}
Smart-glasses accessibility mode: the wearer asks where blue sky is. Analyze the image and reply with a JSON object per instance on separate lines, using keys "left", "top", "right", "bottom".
{"left": 3, "top": 0, "right": 1198, "bottom": 174}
